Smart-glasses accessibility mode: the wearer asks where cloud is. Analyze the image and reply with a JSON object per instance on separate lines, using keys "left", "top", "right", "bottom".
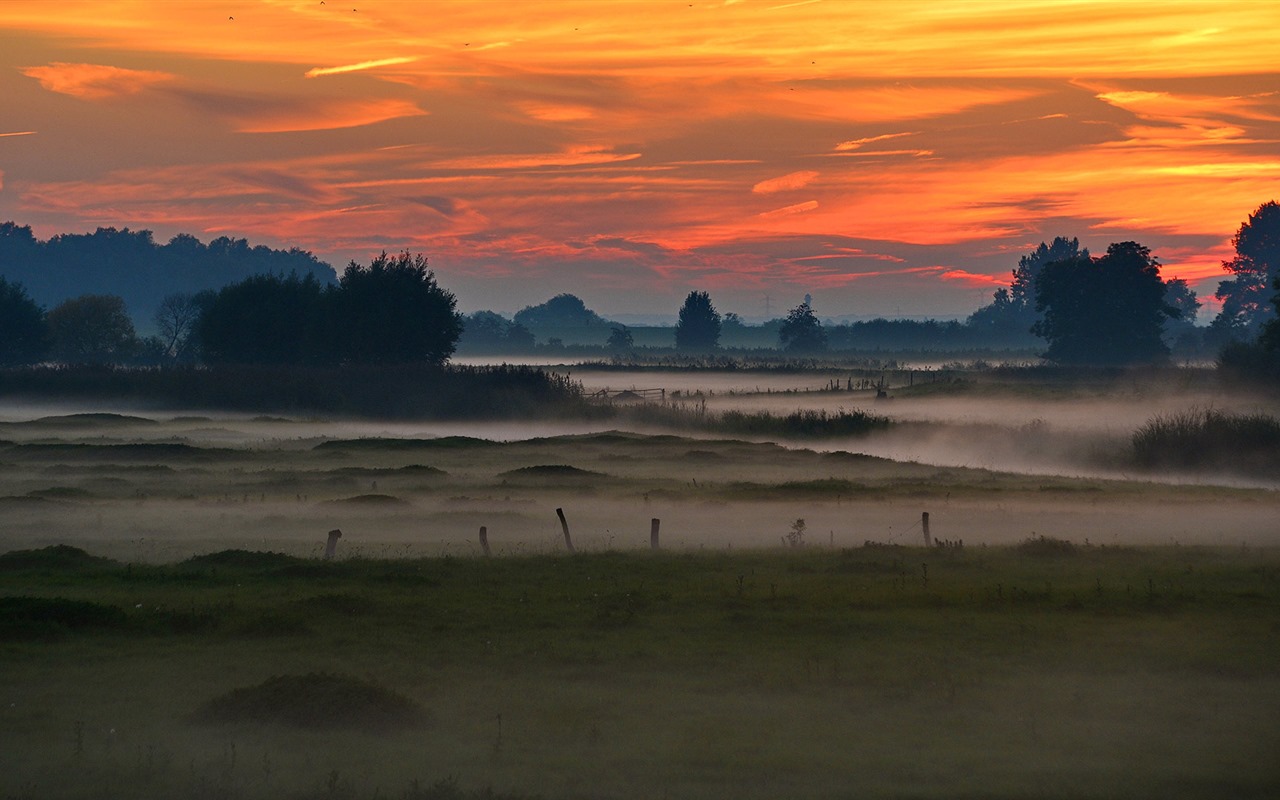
{"left": 516, "top": 101, "right": 596, "bottom": 121}
{"left": 938, "top": 269, "right": 1006, "bottom": 287}
{"left": 21, "top": 62, "right": 174, "bottom": 100}
{"left": 0, "top": 131, "right": 37, "bottom": 137}
{"left": 835, "top": 132, "right": 917, "bottom": 151}
{"left": 235, "top": 98, "right": 427, "bottom": 133}
{"left": 753, "top": 170, "right": 819, "bottom": 194}
{"left": 305, "top": 57, "right": 418, "bottom": 78}
{"left": 428, "top": 145, "right": 641, "bottom": 171}
{"left": 171, "top": 89, "right": 427, "bottom": 133}
{"left": 759, "top": 200, "right": 819, "bottom": 217}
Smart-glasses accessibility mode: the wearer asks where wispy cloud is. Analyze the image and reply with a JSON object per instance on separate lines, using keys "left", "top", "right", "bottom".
{"left": 0, "top": 130, "right": 37, "bottom": 137}
{"left": 22, "top": 62, "right": 173, "bottom": 99}
{"left": 759, "top": 200, "right": 819, "bottom": 218}
{"left": 835, "top": 132, "right": 917, "bottom": 151}
{"left": 305, "top": 57, "right": 418, "bottom": 78}
{"left": 752, "top": 171, "right": 819, "bottom": 194}
{"left": 428, "top": 146, "right": 641, "bottom": 171}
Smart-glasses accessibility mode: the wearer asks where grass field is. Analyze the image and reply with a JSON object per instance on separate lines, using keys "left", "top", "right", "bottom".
{"left": 1, "top": 383, "right": 1277, "bottom": 799}
{"left": 2, "top": 543, "right": 1278, "bottom": 799}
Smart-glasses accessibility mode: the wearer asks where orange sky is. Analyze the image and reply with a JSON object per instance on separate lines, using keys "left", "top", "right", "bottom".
{"left": 1, "top": 1, "right": 1277, "bottom": 319}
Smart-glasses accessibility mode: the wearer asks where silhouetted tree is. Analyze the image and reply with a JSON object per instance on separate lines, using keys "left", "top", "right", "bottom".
{"left": 47, "top": 294, "right": 138, "bottom": 364}
{"left": 674, "top": 291, "right": 722, "bottom": 350}
{"left": 1033, "top": 241, "right": 1174, "bottom": 365}
{"left": 779, "top": 302, "right": 827, "bottom": 353}
{"left": 1162, "top": 278, "right": 1202, "bottom": 352}
{"left": 1218, "top": 274, "right": 1280, "bottom": 383}
{"left": 459, "top": 311, "right": 537, "bottom": 353}
{"left": 0, "top": 277, "right": 48, "bottom": 366}
{"left": 0, "top": 222, "right": 334, "bottom": 323}
{"left": 607, "top": 325, "right": 634, "bottom": 351}
{"left": 335, "top": 251, "right": 462, "bottom": 365}
{"left": 1212, "top": 200, "right": 1280, "bottom": 341}
{"left": 513, "top": 294, "right": 608, "bottom": 329}
{"left": 196, "top": 273, "right": 332, "bottom": 365}
{"left": 505, "top": 322, "right": 536, "bottom": 350}
{"left": 968, "top": 236, "right": 1088, "bottom": 341}
{"left": 460, "top": 311, "right": 511, "bottom": 349}
{"left": 153, "top": 292, "right": 203, "bottom": 359}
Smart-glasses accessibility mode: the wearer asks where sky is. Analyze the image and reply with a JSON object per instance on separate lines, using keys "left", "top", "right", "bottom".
{"left": 1, "top": 1, "right": 1278, "bottom": 321}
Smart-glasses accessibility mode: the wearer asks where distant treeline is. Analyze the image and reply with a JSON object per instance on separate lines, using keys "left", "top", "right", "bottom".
{"left": 2, "top": 200, "right": 1278, "bottom": 377}
{"left": 0, "top": 223, "right": 334, "bottom": 324}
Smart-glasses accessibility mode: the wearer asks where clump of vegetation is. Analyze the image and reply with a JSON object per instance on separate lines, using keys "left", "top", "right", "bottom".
{"left": 1015, "top": 534, "right": 1077, "bottom": 557}
{"left": 627, "top": 404, "right": 889, "bottom": 438}
{"left": 782, "top": 518, "right": 807, "bottom": 547}
{"left": 0, "top": 544, "right": 116, "bottom": 572}
{"left": 180, "top": 549, "right": 303, "bottom": 571}
{"left": 193, "top": 673, "right": 429, "bottom": 731}
{"left": 1132, "top": 408, "right": 1280, "bottom": 474}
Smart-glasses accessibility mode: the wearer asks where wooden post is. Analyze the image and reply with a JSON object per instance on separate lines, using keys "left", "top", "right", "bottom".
{"left": 921, "top": 512, "right": 932, "bottom": 548}
{"left": 324, "top": 528, "right": 342, "bottom": 560}
{"left": 479, "top": 526, "right": 491, "bottom": 558}
{"left": 556, "top": 508, "right": 576, "bottom": 553}
{"left": 650, "top": 518, "right": 660, "bottom": 550}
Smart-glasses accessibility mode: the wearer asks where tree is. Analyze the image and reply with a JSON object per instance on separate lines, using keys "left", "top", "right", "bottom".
{"left": 334, "top": 251, "right": 462, "bottom": 365}
{"left": 0, "top": 277, "right": 48, "bottom": 366}
{"left": 460, "top": 311, "right": 512, "bottom": 350}
{"left": 968, "top": 236, "right": 1088, "bottom": 341}
{"left": 674, "top": 290, "right": 722, "bottom": 350}
{"left": 47, "top": 295, "right": 138, "bottom": 364}
{"left": 778, "top": 302, "right": 827, "bottom": 353}
{"left": 513, "top": 294, "right": 608, "bottom": 329}
{"left": 1033, "top": 241, "right": 1174, "bottom": 365}
{"left": 153, "top": 293, "right": 203, "bottom": 359}
{"left": 1212, "top": 200, "right": 1280, "bottom": 340}
{"left": 458, "top": 311, "right": 537, "bottom": 353}
{"left": 607, "top": 325, "right": 634, "bottom": 351}
{"left": 196, "top": 273, "right": 332, "bottom": 365}
{"left": 1162, "top": 278, "right": 1202, "bottom": 352}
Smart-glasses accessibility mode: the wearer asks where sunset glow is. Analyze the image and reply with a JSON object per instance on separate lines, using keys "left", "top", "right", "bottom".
{"left": 2, "top": 1, "right": 1277, "bottom": 317}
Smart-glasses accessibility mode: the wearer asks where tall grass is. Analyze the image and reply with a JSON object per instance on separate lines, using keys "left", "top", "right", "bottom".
{"left": 624, "top": 403, "right": 890, "bottom": 438}
{"left": 1132, "top": 407, "right": 1280, "bottom": 473}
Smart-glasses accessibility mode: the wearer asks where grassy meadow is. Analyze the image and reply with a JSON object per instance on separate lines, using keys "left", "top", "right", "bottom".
{"left": 1, "top": 366, "right": 1278, "bottom": 799}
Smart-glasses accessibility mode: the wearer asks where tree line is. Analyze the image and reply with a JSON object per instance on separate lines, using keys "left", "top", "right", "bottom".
{"left": 2, "top": 201, "right": 1277, "bottom": 372}
{"left": 0, "top": 252, "right": 461, "bottom": 367}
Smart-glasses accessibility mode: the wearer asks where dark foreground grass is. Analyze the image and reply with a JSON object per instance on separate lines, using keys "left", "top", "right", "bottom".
{"left": 1, "top": 544, "right": 1278, "bottom": 799}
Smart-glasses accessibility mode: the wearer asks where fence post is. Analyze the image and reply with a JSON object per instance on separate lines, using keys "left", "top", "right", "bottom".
{"left": 479, "top": 526, "right": 491, "bottom": 558}
{"left": 556, "top": 508, "right": 576, "bottom": 553}
{"left": 324, "top": 529, "right": 342, "bottom": 560}
{"left": 650, "top": 518, "right": 660, "bottom": 550}
{"left": 921, "top": 512, "right": 932, "bottom": 548}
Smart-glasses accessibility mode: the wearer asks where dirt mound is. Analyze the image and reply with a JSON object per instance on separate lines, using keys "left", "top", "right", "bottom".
{"left": 194, "top": 673, "right": 429, "bottom": 730}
